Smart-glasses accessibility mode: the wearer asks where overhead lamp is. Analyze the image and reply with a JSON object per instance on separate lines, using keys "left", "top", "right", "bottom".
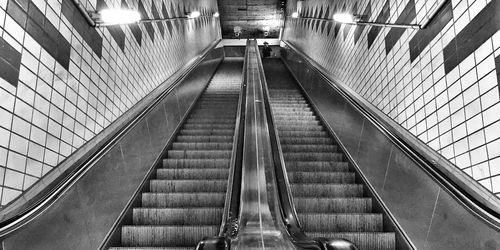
{"left": 332, "top": 13, "right": 357, "bottom": 24}
{"left": 291, "top": 12, "right": 299, "bottom": 18}
{"left": 332, "top": 13, "right": 421, "bottom": 29}
{"left": 90, "top": 9, "right": 141, "bottom": 26}
{"left": 187, "top": 11, "right": 201, "bottom": 18}
{"left": 213, "top": 12, "right": 220, "bottom": 17}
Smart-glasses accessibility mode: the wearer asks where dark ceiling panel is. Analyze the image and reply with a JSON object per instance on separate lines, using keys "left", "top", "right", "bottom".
{"left": 217, "top": 0, "right": 285, "bottom": 39}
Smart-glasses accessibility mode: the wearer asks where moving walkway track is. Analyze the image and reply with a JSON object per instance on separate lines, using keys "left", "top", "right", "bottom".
{"left": 111, "top": 59, "right": 243, "bottom": 249}
{"left": 267, "top": 83, "right": 397, "bottom": 250}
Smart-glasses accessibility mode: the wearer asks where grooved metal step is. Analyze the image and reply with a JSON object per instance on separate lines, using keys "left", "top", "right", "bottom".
{"left": 268, "top": 82, "right": 395, "bottom": 250}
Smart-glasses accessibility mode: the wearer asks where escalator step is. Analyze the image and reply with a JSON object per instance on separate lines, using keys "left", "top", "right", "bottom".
{"left": 121, "top": 226, "right": 219, "bottom": 247}
{"left": 290, "top": 184, "right": 363, "bottom": 197}
{"left": 308, "top": 232, "right": 396, "bottom": 250}
{"left": 279, "top": 130, "right": 329, "bottom": 137}
{"left": 285, "top": 161, "right": 350, "bottom": 172}
{"left": 163, "top": 159, "right": 230, "bottom": 169}
{"left": 277, "top": 125, "right": 324, "bottom": 131}
{"left": 280, "top": 137, "right": 333, "bottom": 145}
{"left": 287, "top": 172, "right": 355, "bottom": 184}
{"left": 284, "top": 152, "right": 342, "bottom": 161}
{"left": 156, "top": 169, "right": 228, "bottom": 180}
{"left": 167, "top": 150, "right": 231, "bottom": 159}
{"left": 150, "top": 180, "right": 227, "bottom": 193}
{"left": 141, "top": 193, "right": 225, "bottom": 208}
{"left": 176, "top": 135, "right": 233, "bottom": 143}
{"left": 294, "top": 198, "right": 372, "bottom": 213}
{"left": 298, "top": 213, "right": 383, "bottom": 232}
{"left": 132, "top": 208, "right": 223, "bottom": 225}
{"left": 182, "top": 124, "right": 235, "bottom": 130}
{"left": 179, "top": 129, "right": 234, "bottom": 136}
{"left": 281, "top": 144, "right": 337, "bottom": 152}
{"left": 172, "top": 142, "right": 233, "bottom": 150}
{"left": 110, "top": 247, "right": 192, "bottom": 250}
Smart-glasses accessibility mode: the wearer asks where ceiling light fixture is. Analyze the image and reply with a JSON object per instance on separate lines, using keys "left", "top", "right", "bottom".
{"left": 291, "top": 12, "right": 299, "bottom": 18}
{"left": 187, "top": 11, "right": 201, "bottom": 19}
{"left": 213, "top": 12, "right": 220, "bottom": 17}
{"left": 90, "top": 9, "right": 141, "bottom": 26}
{"left": 333, "top": 13, "right": 421, "bottom": 29}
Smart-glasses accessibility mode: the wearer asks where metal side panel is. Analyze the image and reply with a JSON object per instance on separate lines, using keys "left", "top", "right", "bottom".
{"left": 1, "top": 47, "right": 224, "bottom": 250}
{"left": 280, "top": 46, "right": 500, "bottom": 250}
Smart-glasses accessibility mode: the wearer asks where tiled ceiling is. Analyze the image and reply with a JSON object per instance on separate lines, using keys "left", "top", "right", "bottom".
{"left": 217, "top": 0, "right": 286, "bottom": 39}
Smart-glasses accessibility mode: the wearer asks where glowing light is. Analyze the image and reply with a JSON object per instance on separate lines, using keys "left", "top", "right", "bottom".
{"left": 213, "top": 12, "right": 220, "bottom": 17}
{"left": 99, "top": 9, "right": 141, "bottom": 25}
{"left": 333, "top": 13, "right": 356, "bottom": 24}
{"left": 188, "top": 11, "right": 201, "bottom": 18}
{"left": 291, "top": 12, "right": 299, "bottom": 18}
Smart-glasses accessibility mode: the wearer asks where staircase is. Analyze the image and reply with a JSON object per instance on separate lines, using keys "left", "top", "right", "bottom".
{"left": 268, "top": 88, "right": 396, "bottom": 250}
{"left": 111, "top": 59, "right": 242, "bottom": 249}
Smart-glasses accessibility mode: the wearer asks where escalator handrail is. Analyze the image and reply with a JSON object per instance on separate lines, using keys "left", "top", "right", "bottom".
{"left": 252, "top": 42, "right": 356, "bottom": 250}
{"left": 0, "top": 39, "right": 223, "bottom": 238}
{"left": 281, "top": 40, "right": 500, "bottom": 227}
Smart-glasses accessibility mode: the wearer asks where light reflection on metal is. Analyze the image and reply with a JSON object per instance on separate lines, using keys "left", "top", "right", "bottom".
{"left": 213, "top": 12, "right": 220, "bottom": 18}
{"left": 291, "top": 12, "right": 299, "bottom": 18}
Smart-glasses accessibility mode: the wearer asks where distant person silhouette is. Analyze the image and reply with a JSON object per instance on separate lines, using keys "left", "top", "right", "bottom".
{"left": 262, "top": 42, "right": 272, "bottom": 58}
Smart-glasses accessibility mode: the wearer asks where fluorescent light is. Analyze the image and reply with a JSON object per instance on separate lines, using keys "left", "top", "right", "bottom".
{"left": 213, "top": 12, "right": 220, "bottom": 17}
{"left": 333, "top": 13, "right": 356, "bottom": 24}
{"left": 291, "top": 12, "right": 299, "bottom": 18}
{"left": 99, "top": 9, "right": 141, "bottom": 25}
{"left": 188, "top": 11, "right": 201, "bottom": 18}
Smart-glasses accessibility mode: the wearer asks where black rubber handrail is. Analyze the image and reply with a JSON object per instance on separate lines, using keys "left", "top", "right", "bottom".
{"left": 195, "top": 43, "right": 249, "bottom": 250}
{"left": 281, "top": 40, "right": 500, "bottom": 228}
{"left": 252, "top": 42, "right": 357, "bottom": 250}
{"left": 0, "top": 40, "right": 222, "bottom": 239}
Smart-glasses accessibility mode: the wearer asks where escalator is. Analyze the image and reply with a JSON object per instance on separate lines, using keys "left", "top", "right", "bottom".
{"left": 263, "top": 58, "right": 396, "bottom": 250}
{"left": 110, "top": 59, "right": 243, "bottom": 249}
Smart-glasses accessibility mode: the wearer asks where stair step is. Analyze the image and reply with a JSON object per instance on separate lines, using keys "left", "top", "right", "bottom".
{"left": 176, "top": 135, "right": 233, "bottom": 143}
{"left": 288, "top": 172, "right": 355, "bottom": 184}
{"left": 163, "top": 159, "right": 230, "bottom": 169}
{"left": 284, "top": 152, "right": 343, "bottom": 161}
{"left": 279, "top": 131, "right": 329, "bottom": 137}
{"left": 277, "top": 125, "right": 324, "bottom": 131}
{"left": 156, "top": 169, "right": 228, "bottom": 180}
{"left": 308, "top": 232, "right": 396, "bottom": 250}
{"left": 121, "top": 226, "right": 219, "bottom": 247}
{"left": 281, "top": 145, "right": 337, "bottom": 152}
{"left": 280, "top": 137, "right": 333, "bottom": 145}
{"left": 185, "top": 118, "right": 235, "bottom": 124}
{"left": 182, "top": 124, "right": 235, "bottom": 130}
{"left": 150, "top": 180, "right": 227, "bottom": 193}
{"left": 298, "top": 213, "right": 383, "bottom": 232}
{"left": 179, "top": 129, "right": 234, "bottom": 136}
{"left": 172, "top": 142, "right": 233, "bottom": 150}
{"left": 167, "top": 150, "right": 231, "bottom": 159}
{"left": 132, "top": 208, "right": 223, "bottom": 225}
{"left": 294, "top": 198, "right": 372, "bottom": 213}
{"left": 286, "top": 161, "right": 350, "bottom": 172}
{"left": 290, "top": 184, "right": 363, "bottom": 197}
{"left": 141, "top": 193, "right": 225, "bottom": 208}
